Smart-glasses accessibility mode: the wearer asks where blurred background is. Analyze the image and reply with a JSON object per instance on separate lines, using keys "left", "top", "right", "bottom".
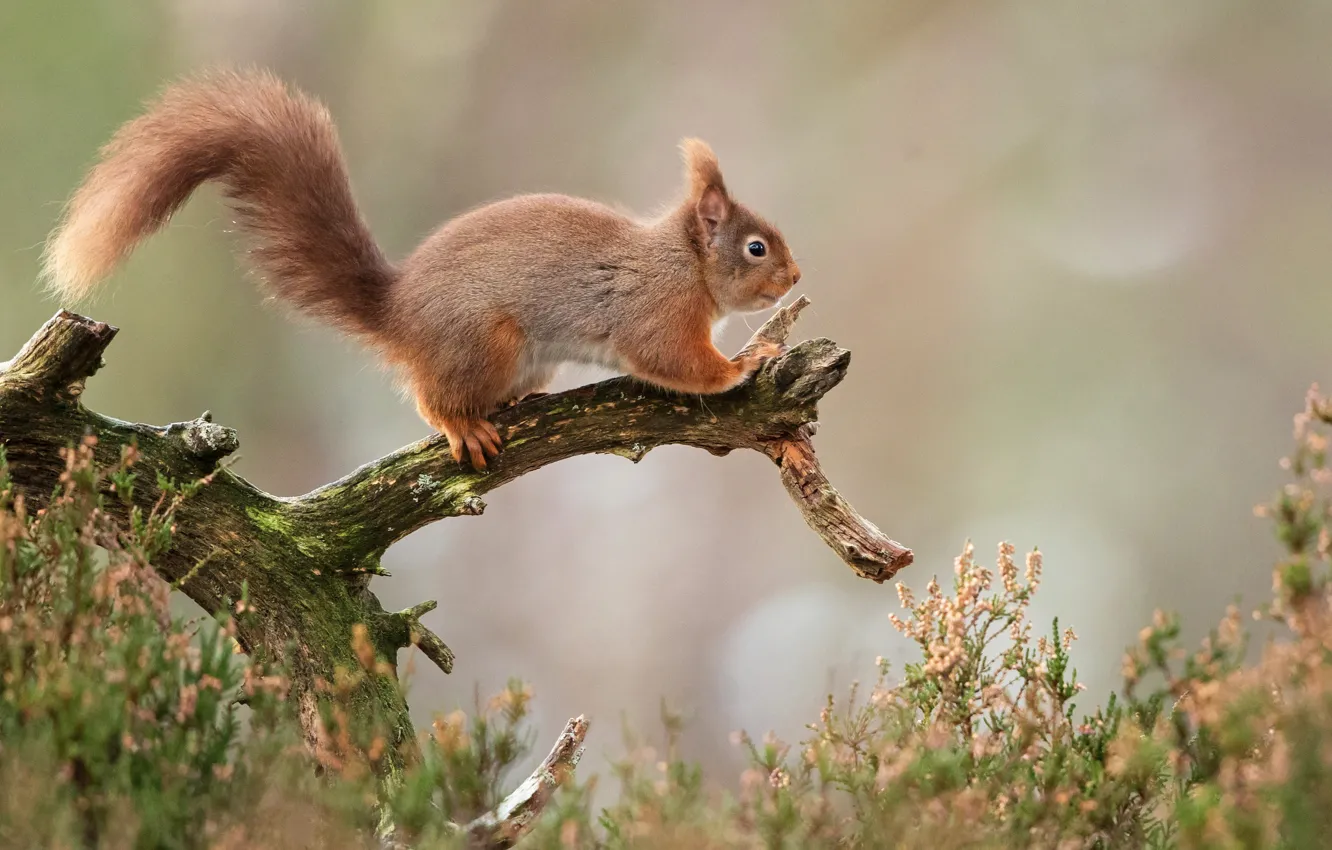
{"left": 4, "top": 0, "right": 1331, "bottom": 787}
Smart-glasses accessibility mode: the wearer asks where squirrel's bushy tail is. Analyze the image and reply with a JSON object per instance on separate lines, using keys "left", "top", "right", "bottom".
{"left": 43, "top": 69, "right": 394, "bottom": 336}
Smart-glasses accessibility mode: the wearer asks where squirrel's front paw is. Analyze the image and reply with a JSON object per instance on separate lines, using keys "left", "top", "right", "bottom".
{"left": 733, "top": 341, "right": 787, "bottom": 384}
{"left": 743, "top": 341, "right": 787, "bottom": 373}
{"left": 750, "top": 341, "right": 787, "bottom": 363}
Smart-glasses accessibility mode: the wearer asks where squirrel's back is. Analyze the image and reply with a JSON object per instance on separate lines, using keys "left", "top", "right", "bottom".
{"left": 43, "top": 69, "right": 394, "bottom": 337}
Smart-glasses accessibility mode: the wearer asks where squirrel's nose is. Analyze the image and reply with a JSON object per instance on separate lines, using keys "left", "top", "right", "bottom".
{"left": 790, "top": 264, "right": 802, "bottom": 286}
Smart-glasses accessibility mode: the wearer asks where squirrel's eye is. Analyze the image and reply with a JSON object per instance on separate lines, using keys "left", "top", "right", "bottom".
{"left": 746, "top": 241, "right": 767, "bottom": 258}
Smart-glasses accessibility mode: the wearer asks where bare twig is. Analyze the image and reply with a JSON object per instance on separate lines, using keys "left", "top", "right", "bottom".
{"left": 765, "top": 427, "right": 913, "bottom": 581}
{"left": 465, "top": 715, "right": 589, "bottom": 849}
{"left": 748, "top": 295, "right": 911, "bottom": 580}
{"left": 394, "top": 600, "right": 456, "bottom": 675}
{"left": 736, "top": 293, "right": 811, "bottom": 357}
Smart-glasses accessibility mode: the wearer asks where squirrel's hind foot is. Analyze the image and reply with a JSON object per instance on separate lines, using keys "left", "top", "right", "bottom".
{"left": 438, "top": 416, "right": 502, "bottom": 471}
{"left": 497, "top": 391, "right": 550, "bottom": 410}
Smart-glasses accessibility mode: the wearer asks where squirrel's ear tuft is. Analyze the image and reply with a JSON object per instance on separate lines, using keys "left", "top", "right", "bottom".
{"left": 680, "top": 138, "right": 728, "bottom": 202}
{"left": 681, "top": 138, "right": 730, "bottom": 243}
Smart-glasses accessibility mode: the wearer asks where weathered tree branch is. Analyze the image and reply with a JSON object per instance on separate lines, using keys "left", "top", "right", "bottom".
{"left": 464, "top": 715, "right": 589, "bottom": 849}
{"left": 0, "top": 295, "right": 910, "bottom": 840}
{"left": 379, "top": 715, "right": 589, "bottom": 850}
{"left": 295, "top": 295, "right": 910, "bottom": 580}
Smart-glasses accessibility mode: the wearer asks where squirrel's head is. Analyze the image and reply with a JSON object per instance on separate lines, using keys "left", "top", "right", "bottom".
{"left": 679, "top": 139, "right": 800, "bottom": 316}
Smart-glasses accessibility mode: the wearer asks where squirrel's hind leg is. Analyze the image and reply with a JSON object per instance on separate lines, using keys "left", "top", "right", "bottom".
{"left": 407, "top": 315, "right": 526, "bottom": 470}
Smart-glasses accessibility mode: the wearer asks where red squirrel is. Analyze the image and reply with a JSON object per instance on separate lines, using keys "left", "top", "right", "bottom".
{"left": 42, "top": 69, "right": 801, "bottom": 470}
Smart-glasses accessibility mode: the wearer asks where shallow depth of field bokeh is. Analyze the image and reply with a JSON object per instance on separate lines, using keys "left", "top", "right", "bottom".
{"left": 3, "top": 0, "right": 1330, "bottom": 785}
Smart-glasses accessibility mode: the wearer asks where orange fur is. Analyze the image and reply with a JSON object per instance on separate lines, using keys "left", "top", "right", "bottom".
{"left": 412, "top": 315, "right": 524, "bottom": 469}
{"left": 44, "top": 69, "right": 391, "bottom": 337}
{"left": 43, "top": 70, "right": 802, "bottom": 469}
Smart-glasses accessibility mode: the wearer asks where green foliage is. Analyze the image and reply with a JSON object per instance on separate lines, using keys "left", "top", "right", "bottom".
{"left": 11, "top": 385, "right": 1332, "bottom": 848}
{"left": 0, "top": 439, "right": 585, "bottom": 849}
{"left": 528, "top": 383, "right": 1332, "bottom": 849}
{"left": 0, "top": 437, "right": 316, "bottom": 848}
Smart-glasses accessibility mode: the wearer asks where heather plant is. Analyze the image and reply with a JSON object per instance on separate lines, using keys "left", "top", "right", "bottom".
{"left": 566, "top": 542, "right": 1156, "bottom": 850}
{"left": 0, "top": 438, "right": 587, "bottom": 849}
{"left": 0, "top": 437, "right": 334, "bottom": 848}
{"left": 10, "top": 386, "right": 1332, "bottom": 849}
{"left": 539, "top": 385, "right": 1332, "bottom": 849}
{"left": 1107, "top": 383, "right": 1332, "bottom": 849}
